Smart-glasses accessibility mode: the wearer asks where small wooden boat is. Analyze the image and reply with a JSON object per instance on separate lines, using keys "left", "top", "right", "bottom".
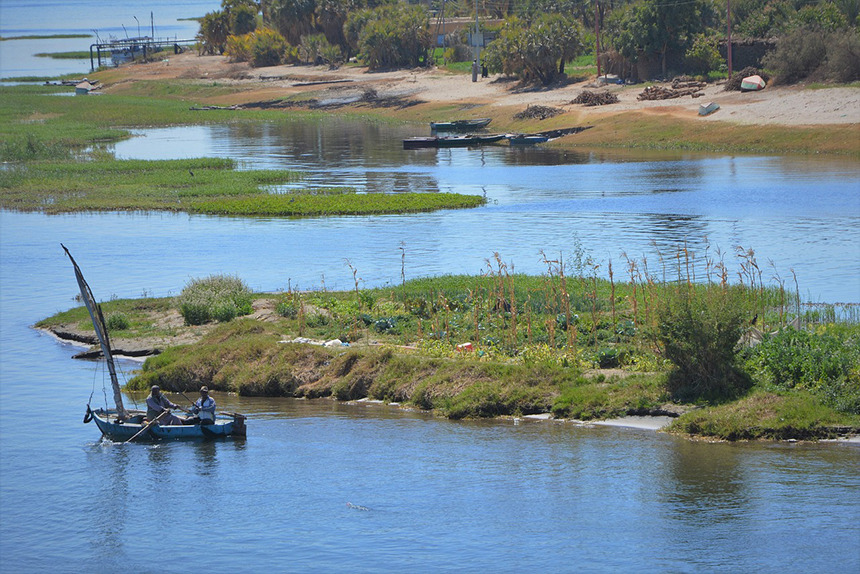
{"left": 698, "top": 102, "right": 720, "bottom": 116}
{"left": 62, "top": 244, "right": 247, "bottom": 442}
{"left": 430, "top": 118, "right": 492, "bottom": 132}
{"left": 740, "top": 75, "right": 766, "bottom": 91}
{"left": 87, "top": 407, "right": 245, "bottom": 441}
{"left": 507, "top": 134, "right": 550, "bottom": 145}
{"left": 404, "top": 133, "right": 506, "bottom": 149}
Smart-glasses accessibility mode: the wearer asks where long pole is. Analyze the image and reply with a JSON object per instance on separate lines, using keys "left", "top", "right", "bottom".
{"left": 727, "top": 0, "right": 733, "bottom": 79}
{"left": 595, "top": 0, "right": 601, "bottom": 77}
{"left": 125, "top": 410, "right": 168, "bottom": 443}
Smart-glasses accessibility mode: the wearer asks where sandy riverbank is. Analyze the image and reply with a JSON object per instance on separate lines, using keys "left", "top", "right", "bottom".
{"left": 103, "top": 52, "right": 860, "bottom": 127}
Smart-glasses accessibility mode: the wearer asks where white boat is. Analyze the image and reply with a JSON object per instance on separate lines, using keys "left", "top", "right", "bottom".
{"left": 740, "top": 75, "right": 766, "bottom": 91}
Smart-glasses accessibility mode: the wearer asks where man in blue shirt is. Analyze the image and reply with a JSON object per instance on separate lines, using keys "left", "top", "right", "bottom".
{"left": 186, "top": 386, "right": 217, "bottom": 426}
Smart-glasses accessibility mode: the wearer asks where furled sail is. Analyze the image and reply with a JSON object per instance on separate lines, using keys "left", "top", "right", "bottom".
{"left": 61, "top": 244, "right": 128, "bottom": 419}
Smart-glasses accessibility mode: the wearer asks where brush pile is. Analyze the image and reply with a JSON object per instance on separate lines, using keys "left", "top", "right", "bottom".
{"left": 571, "top": 91, "right": 619, "bottom": 106}
{"left": 514, "top": 105, "right": 563, "bottom": 120}
{"left": 638, "top": 78, "right": 707, "bottom": 100}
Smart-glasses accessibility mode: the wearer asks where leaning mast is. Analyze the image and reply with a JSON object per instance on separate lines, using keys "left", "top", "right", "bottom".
{"left": 61, "top": 244, "right": 129, "bottom": 419}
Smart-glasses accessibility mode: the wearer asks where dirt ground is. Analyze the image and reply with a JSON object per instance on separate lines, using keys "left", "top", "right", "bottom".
{"left": 108, "top": 51, "right": 860, "bottom": 126}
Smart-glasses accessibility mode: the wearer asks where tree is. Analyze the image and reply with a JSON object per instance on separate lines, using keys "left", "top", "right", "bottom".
{"left": 198, "top": 10, "right": 231, "bottom": 55}
{"left": 231, "top": 3, "right": 259, "bottom": 35}
{"left": 268, "top": 0, "right": 317, "bottom": 45}
{"left": 345, "top": 4, "right": 431, "bottom": 69}
{"left": 604, "top": 0, "right": 709, "bottom": 78}
{"left": 483, "top": 14, "right": 584, "bottom": 84}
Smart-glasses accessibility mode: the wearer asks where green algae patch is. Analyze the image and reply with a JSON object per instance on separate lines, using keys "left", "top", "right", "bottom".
{"left": 0, "top": 157, "right": 484, "bottom": 215}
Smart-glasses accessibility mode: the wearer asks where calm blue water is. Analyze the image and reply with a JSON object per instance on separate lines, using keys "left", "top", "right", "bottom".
{"left": 113, "top": 120, "right": 860, "bottom": 304}
{"left": 1, "top": 148, "right": 860, "bottom": 571}
{"left": 0, "top": 0, "right": 218, "bottom": 77}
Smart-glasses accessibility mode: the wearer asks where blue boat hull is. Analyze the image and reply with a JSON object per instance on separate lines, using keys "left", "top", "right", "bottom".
{"left": 90, "top": 408, "right": 243, "bottom": 441}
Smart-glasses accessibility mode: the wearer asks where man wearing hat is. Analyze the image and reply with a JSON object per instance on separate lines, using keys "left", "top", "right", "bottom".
{"left": 186, "top": 386, "right": 217, "bottom": 426}
{"left": 146, "top": 385, "right": 185, "bottom": 425}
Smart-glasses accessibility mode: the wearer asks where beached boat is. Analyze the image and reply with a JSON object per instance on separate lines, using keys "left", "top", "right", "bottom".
{"left": 403, "top": 133, "right": 505, "bottom": 149}
{"left": 698, "top": 102, "right": 720, "bottom": 116}
{"left": 507, "top": 134, "right": 550, "bottom": 145}
{"left": 62, "top": 244, "right": 247, "bottom": 442}
{"left": 740, "top": 75, "right": 766, "bottom": 91}
{"left": 430, "top": 118, "right": 492, "bottom": 132}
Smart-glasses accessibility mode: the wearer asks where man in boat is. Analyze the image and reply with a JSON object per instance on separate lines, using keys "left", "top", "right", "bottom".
{"left": 145, "top": 385, "right": 186, "bottom": 425}
{"left": 184, "top": 386, "right": 217, "bottom": 426}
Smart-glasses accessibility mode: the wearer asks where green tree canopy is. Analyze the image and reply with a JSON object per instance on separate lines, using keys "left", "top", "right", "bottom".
{"left": 345, "top": 4, "right": 432, "bottom": 69}
{"left": 483, "top": 14, "right": 585, "bottom": 84}
{"left": 604, "top": 0, "right": 711, "bottom": 78}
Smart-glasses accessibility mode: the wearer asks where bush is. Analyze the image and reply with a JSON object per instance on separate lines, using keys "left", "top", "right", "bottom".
{"left": 820, "top": 27, "right": 860, "bottom": 82}
{"left": 225, "top": 33, "right": 253, "bottom": 62}
{"left": 657, "top": 287, "right": 753, "bottom": 401}
{"left": 277, "top": 300, "right": 298, "bottom": 319}
{"left": 106, "top": 313, "right": 130, "bottom": 331}
{"left": 252, "top": 28, "right": 289, "bottom": 67}
{"left": 230, "top": 4, "right": 258, "bottom": 36}
{"left": 685, "top": 34, "right": 722, "bottom": 75}
{"left": 762, "top": 27, "right": 827, "bottom": 83}
{"left": 743, "top": 325, "right": 860, "bottom": 413}
{"left": 176, "top": 275, "right": 253, "bottom": 326}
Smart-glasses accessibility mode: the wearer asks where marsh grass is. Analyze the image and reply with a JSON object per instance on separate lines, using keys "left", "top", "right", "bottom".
{"left": 1, "top": 157, "right": 480, "bottom": 215}
{"left": 668, "top": 391, "right": 860, "bottom": 440}
{"left": 35, "top": 296, "right": 176, "bottom": 339}
{"left": 44, "top": 243, "right": 860, "bottom": 438}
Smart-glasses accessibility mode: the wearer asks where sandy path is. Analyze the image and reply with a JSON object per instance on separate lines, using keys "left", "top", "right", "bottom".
{"left": 118, "top": 52, "right": 860, "bottom": 126}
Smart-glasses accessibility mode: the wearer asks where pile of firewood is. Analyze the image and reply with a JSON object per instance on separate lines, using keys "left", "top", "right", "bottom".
{"left": 571, "top": 90, "right": 619, "bottom": 106}
{"left": 514, "top": 105, "right": 563, "bottom": 120}
{"left": 637, "top": 79, "right": 707, "bottom": 100}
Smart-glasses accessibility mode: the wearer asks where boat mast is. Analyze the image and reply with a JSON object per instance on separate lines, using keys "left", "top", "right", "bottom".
{"left": 61, "top": 244, "right": 129, "bottom": 419}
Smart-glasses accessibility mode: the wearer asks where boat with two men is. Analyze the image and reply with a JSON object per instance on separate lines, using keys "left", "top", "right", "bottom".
{"left": 63, "top": 244, "right": 246, "bottom": 442}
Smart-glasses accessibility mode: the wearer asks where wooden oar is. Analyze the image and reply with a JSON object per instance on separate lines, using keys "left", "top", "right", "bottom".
{"left": 124, "top": 410, "right": 168, "bottom": 444}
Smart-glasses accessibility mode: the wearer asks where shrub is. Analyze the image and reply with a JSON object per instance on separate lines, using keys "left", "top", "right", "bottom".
{"left": 743, "top": 325, "right": 860, "bottom": 414}
{"left": 106, "top": 313, "right": 130, "bottom": 331}
{"left": 657, "top": 287, "right": 753, "bottom": 401}
{"left": 225, "top": 33, "right": 253, "bottom": 62}
{"left": 230, "top": 3, "right": 258, "bottom": 36}
{"left": 277, "top": 300, "right": 298, "bottom": 318}
{"left": 762, "top": 26, "right": 827, "bottom": 83}
{"left": 820, "top": 27, "right": 860, "bottom": 82}
{"left": 177, "top": 274, "right": 253, "bottom": 326}
{"left": 685, "top": 34, "right": 722, "bottom": 75}
{"left": 252, "top": 28, "right": 289, "bottom": 67}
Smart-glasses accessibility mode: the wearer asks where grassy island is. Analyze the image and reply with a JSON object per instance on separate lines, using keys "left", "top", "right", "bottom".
{"left": 37, "top": 263, "right": 860, "bottom": 442}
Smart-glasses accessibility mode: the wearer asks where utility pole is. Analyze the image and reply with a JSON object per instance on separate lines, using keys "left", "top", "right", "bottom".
{"left": 472, "top": 0, "right": 480, "bottom": 81}
{"left": 726, "top": 0, "right": 733, "bottom": 79}
{"left": 595, "top": 0, "right": 601, "bottom": 77}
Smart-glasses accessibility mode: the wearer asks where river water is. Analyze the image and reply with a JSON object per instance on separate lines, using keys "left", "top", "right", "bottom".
{"left": 2, "top": 1, "right": 860, "bottom": 569}
{"left": 1, "top": 116, "right": 860, "bottom": 570}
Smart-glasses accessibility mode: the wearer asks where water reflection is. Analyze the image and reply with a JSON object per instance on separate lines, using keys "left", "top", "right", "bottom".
{"left": 103, "top": 120, "right": 860, "bottom": 303}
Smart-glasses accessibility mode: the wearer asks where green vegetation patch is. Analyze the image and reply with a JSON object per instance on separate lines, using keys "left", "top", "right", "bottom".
{"left": 34, "top": 51, "right": 92, "bottom": 59}
{"left": 668, "top": 391, "right": 860, "bottom": 441}
{"left": 35, "top": 296, "right": 176, "bottom": 340}
{"left": 0, "top": 157, "right": 297, "bottom": 213}
{"left": 1, "top": 34, "right": 91, "bottom": 41}
{"left": 195, "top": 191, "right": 485, "bottom": 216}
{"left": 44, "top": 261, "right": 860, "bottom": 439}
{"left": 0, "top": 156, "right": 483, "bottom": 215}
